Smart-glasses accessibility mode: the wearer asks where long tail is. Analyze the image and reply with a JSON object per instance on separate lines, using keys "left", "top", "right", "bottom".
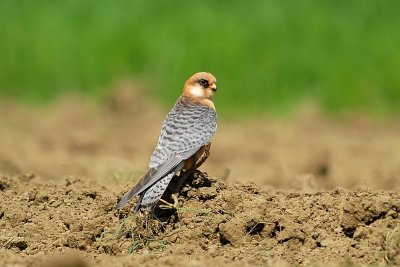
{"left": 133, "top": 170, "right": 177, "bottom": 212}
{"left": 116, "top": 162, "right": 184, "bottom": 210}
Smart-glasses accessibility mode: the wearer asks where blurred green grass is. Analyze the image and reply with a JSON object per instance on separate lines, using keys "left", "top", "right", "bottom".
{"left": 1, "top": 0, "right": 400, "bottom": 117}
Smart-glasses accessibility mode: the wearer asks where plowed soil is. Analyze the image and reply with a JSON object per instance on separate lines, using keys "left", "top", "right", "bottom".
{"left": 1, "top": 86, "right": 400, "bottom": 266}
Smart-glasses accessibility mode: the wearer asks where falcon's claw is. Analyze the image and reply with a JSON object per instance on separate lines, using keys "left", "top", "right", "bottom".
{"left": 195, "top": 142, "right": 211, "bottom": 169}
{"left": 158, "top": 194, "right": 179, "bottom": 209}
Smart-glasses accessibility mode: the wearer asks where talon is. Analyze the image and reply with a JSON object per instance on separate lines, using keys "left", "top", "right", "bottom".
{"left": 171, "top": 194, "right": 179, "bottom": 208}
{"left": 158, "top": 194, "right": 179, "bottom": 209}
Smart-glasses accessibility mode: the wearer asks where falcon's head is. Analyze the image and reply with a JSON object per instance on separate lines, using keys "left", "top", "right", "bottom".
{"left": 183, "top": 72, "right": 217, "bottom": 100}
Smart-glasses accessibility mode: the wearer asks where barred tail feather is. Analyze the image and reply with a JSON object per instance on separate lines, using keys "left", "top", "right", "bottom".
{"left": 133, "top": 170, "right": 177, "bottom": 212}
{"left": 116, "top": 161, "right": 184, "bottom": 210}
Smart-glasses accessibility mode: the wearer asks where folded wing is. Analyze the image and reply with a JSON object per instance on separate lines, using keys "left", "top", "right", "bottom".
{"left": 116, "top": 97, "right": 217, "bottom": 210}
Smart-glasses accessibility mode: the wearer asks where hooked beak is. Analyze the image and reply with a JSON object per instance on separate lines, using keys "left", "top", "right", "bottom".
{"left": 210, "top": 83, "right": 217, "bottom": 92}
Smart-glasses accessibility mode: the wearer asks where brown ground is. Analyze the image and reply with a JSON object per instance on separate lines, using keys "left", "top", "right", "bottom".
{"left": 1, "top": 85, "right": 400, "bottom": 266}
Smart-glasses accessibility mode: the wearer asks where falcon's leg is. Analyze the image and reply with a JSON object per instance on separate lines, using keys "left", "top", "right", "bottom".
{"left": 158, "top": 144, "right": 211, "bottom": 210}
{"left": 157, "top": 163, "right": 196, "bottom": 210}
{"left": 158, "top": 194, "right": 179, "bottom": 209}
{"left": 176, "top": 164, "right": 196, "bottom": 191}
{"left": 195, "top": 142, "right": 211, "bottom": 169}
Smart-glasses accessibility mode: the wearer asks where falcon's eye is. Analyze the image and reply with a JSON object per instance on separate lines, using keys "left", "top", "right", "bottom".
{"left": 198, "top": 79, "right": 209, "bottom": 87}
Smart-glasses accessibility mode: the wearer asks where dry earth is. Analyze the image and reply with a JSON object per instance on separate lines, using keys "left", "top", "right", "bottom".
{"left": 1, "top": 85, "right": 400, "bottom": 266}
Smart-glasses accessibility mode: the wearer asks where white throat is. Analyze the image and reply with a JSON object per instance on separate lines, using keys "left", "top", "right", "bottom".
{"left": 188, "top": 84, "right": 205, "bottom": 98}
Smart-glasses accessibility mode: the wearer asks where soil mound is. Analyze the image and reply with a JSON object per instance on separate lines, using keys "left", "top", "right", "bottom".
{"left": 1, "top": 172, "right": 399, "bottom": 266}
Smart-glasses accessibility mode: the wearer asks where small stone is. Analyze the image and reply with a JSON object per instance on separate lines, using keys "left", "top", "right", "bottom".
{"left": 388, "top": 209, "right": 398, "bottom": 219}
{"left": 334, "top": 227, "right": 342, "bottom": 233}
{"left": 147, "top": 241, "right": 162, "bottom": 250}
{"left": 353, "top": 228, "right": 367, "bottom": 240}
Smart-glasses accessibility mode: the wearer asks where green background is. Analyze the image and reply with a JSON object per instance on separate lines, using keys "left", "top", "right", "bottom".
{"left": 1, "top": 0, "right": 399, "bottom": 117}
